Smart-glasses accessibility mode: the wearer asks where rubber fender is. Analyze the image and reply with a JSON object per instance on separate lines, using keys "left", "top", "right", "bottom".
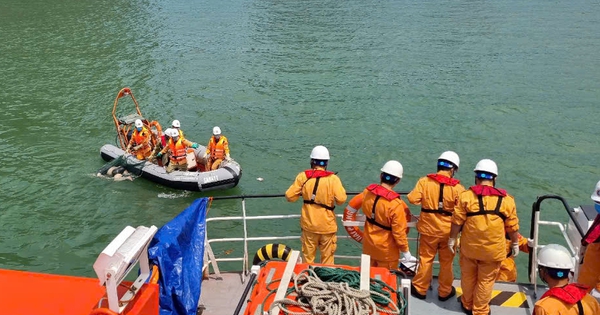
{"left": 252, "top": 243, "right": 293, "bottom": 265}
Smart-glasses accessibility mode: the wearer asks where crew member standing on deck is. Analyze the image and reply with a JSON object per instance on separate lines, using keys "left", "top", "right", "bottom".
{"left": 285, "top": 145, "right": 347, "bottom": 264}
{"left": 449, "top": 159, "right": 520, "bottom": 315}
{"left": 361, "top": 160, "right": 414, "bottom": 270}
{"left": 577, "top": 180, "right": 600, "bottom": 301}
{"left": 407, "top": 151, "right": 465, "bottom": 300}
{"left": 534, "top": 244, "right": 600, "bottom": 315}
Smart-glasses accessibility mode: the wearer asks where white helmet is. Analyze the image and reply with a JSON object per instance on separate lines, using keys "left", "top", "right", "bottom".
{"left": 591, "top": 180, "right": 600, "bottom": 203}
{"left": 164, "top": 128, "right": 175, "bottom": 137}
{"left": 537, "top": 244, "right": 574, "bottom": 270}
{"left": 213, "top": 126, "right": 222, "bottom": 135}
{"left": 438, "top": 151, "right": 460, "bottom": 169}
{"left": 134, "top": 119, "right": 143, "bottom": 128}
{"left": 474, "top": 159, "right": 498, "bottom": 176}
{"left": 310, "top": 145, "right": 330, "bottom": 160}
{"left": 381, "top": 160, "right": 403, "bottom": 179}
{"left": 172, "top": 120, "right": 181, "bottom": 128}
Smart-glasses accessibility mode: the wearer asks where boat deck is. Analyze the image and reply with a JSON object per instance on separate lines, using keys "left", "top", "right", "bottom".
{"left": 199, "top": 272, "right": 544, "bottom": 315}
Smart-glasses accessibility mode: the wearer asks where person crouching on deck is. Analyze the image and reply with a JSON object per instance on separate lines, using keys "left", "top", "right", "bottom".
{"left": 151, "top": 128, "right": 199, "bottom": 173}
{"left": 361, "top": 160, "right": 414, "bottom": 270}
{"left": 285, "top": 145, "right": 347, "bottom": 264}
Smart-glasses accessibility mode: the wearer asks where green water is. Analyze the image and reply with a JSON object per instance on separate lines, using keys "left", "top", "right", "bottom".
{"left": 1, "top": 0, "right": 599, "bottom": 282}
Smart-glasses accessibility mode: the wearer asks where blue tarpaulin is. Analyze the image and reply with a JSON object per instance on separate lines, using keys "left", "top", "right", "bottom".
{"left": 148, "top": 198, "right": 207, "bottom": 315}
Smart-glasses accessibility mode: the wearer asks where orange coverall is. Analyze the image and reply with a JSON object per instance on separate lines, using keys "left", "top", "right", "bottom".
{"left": 407, "top": 170, "right": 465, "bottom": 297}
{"left": 361, "top": 184, "right": 410, "bottom": 270}
{"left": 533, "top": 283, "right": 600, "bottom": 315}
{"left": 452, "top": 184, "right": 519, "bottom": 315}
{"left": 577, "top": 213, "right": 600, "bottom": 293}
{"left": 285, "top": 168, "right": 347, "bottom": 264}
{"left": 127, "top": 126, "right": 153, "bottom": 160}
{"left": 496, "top": 233, "right": 530, "bottom": 282}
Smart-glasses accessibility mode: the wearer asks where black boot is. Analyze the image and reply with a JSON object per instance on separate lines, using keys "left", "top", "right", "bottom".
{"left": 438, "top": 286, "right": 456, "bottom": 302}
{"left": 410, "top": 284, "right": 427, "bottom": 300}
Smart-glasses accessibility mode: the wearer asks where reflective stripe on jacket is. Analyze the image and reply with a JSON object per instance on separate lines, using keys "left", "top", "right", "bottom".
{"left": 206, "top": 135, "right": 229, "bottom": 159}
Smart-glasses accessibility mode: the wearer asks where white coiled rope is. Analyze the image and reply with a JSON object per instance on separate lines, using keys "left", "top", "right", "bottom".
{"left": 269, "top": 268, "right": 401, "bottom": 315}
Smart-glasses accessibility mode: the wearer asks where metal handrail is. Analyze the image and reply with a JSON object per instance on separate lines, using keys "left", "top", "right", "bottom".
{"left": 528, "top": 194, "right": 587, "bottom": 298}
{"left": 204, "top": 193, "right": 417, "bottom": 277}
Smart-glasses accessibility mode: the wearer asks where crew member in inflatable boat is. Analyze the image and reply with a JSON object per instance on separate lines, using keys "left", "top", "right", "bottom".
{"left": 151, "top": 128, "right": 199, "bottom": 173}
{"left": 577, "top": 180, "right": 600, "bottom": 300}
{"left": 205, "top": 126, "right": 230, "bottom": 171}
{"left": 449, "top": 159, "right": 520, "bottom": 315}
{"left": 407, "top": 151, "right": 465, "bottom": 301}
{"left": 171, "top": 119, "right": 185, "bottom": 139}
{"left": 534, "top": 244, "right": 600, "bottom": 315}
{"left": 360, "top": 160, "right": 413, "bottom": 270}
{"left": 285, "top": 145, "right": 347, "bottom": 264}
{"left": 126, "top": 119, "right": 153, "bottom": 160}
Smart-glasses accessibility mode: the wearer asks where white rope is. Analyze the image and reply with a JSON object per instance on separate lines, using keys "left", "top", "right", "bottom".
{"left": 269, "top": 269, "right": 400, "bottom": 315}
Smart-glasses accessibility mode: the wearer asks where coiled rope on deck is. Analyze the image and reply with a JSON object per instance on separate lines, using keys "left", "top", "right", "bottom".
{"left": 268, "top": 267, "right": 402, "bottom": 315}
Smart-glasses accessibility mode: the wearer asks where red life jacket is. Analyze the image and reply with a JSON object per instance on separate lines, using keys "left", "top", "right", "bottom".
{"left": 541, "top": 284, "right": 589, "bottom": 309}
{"left": 367, "top": 184, "right": 399, "bottom": 201}
{"left": 302, "top": 169, "right": 336, "bottom": 211}
{"left": 304, "top": 170, "right": 335, "bottom": 178}
{"left": 470, "top": 185, "right": 507, "bottom": 196}
{"left": 583, "top": 214, "right": 600, "bottom": 245}
{"left": 427, "top": 173, "right": 460, "bottom": 186}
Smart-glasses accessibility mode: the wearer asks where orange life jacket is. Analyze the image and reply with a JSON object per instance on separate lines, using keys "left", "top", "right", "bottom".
{"left": 168, "top": 138, "right": 187, "bottom": 162}
{"left": 209, "top": 136, "right": 227, "bottom": 159}
{"left": 132, "top": 127, "right": 150, "bottom": 147}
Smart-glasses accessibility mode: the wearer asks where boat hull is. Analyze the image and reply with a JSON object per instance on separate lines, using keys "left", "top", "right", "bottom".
{"left": 100, "top": 144, "right": 242, "bottom": 191}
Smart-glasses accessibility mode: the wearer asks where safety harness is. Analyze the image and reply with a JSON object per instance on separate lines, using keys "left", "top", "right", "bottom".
{"left": 302, "top": 170, "right": 336, "bottom": 211}
{"left": 420, "top": 174, "right": 459, "bottom": 216}
{"left": 540, "top": 283, "right": 590, "bottom": 315}
{"left": 465, "top": 185, "right": 507, "bottom": 220}
{"left": 364, "top": 184, "right": 400, "bottom": 231}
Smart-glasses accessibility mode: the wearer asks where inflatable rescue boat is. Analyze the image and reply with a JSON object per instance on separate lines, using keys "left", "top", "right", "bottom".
{"left": 98, "top": 87, "right": 242, "bottom": 191}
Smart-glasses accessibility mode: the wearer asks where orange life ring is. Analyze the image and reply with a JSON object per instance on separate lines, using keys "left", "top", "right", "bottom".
{"left": 343, "top": 193, "right": 412, "bottom": 243}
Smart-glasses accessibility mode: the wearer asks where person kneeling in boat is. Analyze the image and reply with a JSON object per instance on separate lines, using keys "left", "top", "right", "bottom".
{"left": 285, "top": 145, "right": 347, "bottom": 265}
{"left": 151, "top": 128, "right": 199, "bottom": 173}
{"left": 205, "top": 126, "right": 231, "bottom": 171}
{"left": 361, "top": 160, "right": 414, "bottom": 270}
{"left": 496, "top": 232, "right": 532, "bottom": 282}
{"left": 533, "top": 244, "right": 600, "bottom": 315}
{"left": 126, "top": 119, "right": 153, "bottom": 160}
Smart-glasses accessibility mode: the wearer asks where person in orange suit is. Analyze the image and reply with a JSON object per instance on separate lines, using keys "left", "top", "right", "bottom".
{"left": 577, "top": 179, "right": 600, "bottom": 300}
{"left": 126, "top": 119, "right": 153, "bottom": 160}
{"left": 496, "top": 232, "right": 532, "bottom": 282}
{"left": 205, "top": 126, "right": 231, "bottom": 171}
{"left": 152, "top": 128, "right": 199, "bottom": 173}
{"left": 407, "top": 151, "right": 465, "bottom": 301}
{"left": 534, "top": 244, "right": 600, "bottom": 315}
{"left": 360, "top": 160, "right": 414, "bottom": 270}
{"left": 449, "top": 159, "right": 520, "bottom": 315}
{"left": 285, "top": 145, "right": 347, "bottom": 264}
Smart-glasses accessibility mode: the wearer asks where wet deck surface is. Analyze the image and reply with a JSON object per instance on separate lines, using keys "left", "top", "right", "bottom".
{"left": 199, "top": 272, "right": 544, "bottom": 315}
